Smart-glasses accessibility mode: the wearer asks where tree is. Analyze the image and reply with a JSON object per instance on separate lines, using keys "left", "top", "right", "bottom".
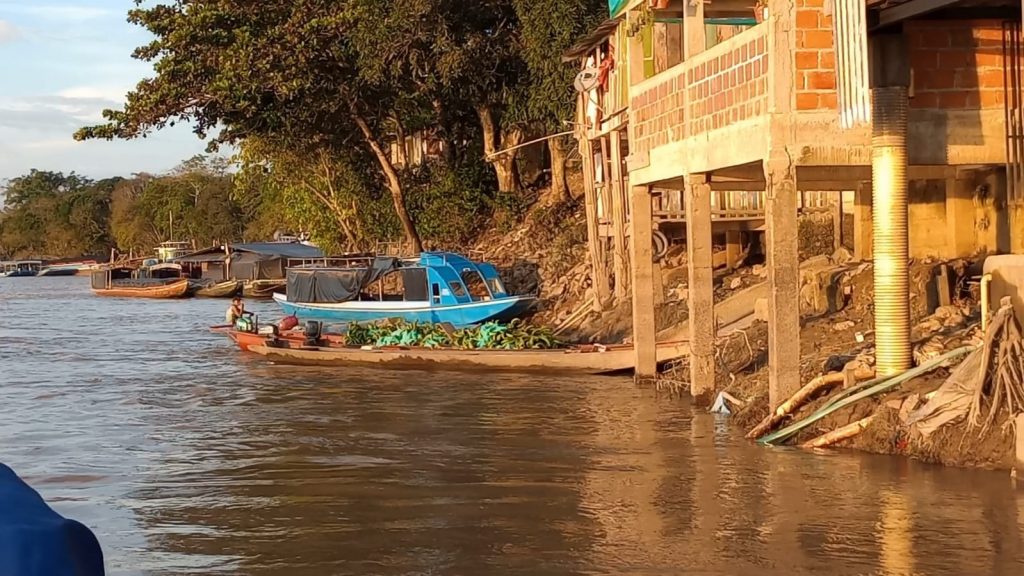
{"left": 512, "top": 0, "right": 606, "bottom": 201}
{"left": 75, "top": 1, "right": 424, "bottom": 252}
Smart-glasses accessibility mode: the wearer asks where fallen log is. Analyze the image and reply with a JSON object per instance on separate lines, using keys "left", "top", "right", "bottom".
{"left": 746, "top": 366, "right": 875, "bottom": 439}
{"left": 800, "top": 415, "right": 875, "bottom": 449}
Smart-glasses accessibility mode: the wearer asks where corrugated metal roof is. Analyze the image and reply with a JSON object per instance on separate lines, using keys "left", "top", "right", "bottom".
{"left": 175, "top": 242, "right": 324, "bottom": 263}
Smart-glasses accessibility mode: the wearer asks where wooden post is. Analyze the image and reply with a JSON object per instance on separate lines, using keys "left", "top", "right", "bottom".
{"left": 854, "top": 180, "right": 873, "bottom": 260}
{"left": 687, "top": 174, "right": 715, "bottom": 404}
{"left": 580, "top": 114, "right": 611, "bottom": 306}
{"left": 765, "top": 153, "right": 802, "bottom": 410}
{"left": 609, "top": 132, "right": 629, "bottom": 300}
{"left": 832, "top": 194, "right": 843, "bottom": 252}
{"left": 630, "top": 184, "right": 657, "bottom": 378}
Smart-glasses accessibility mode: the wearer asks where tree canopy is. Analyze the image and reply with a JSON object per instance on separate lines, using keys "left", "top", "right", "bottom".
{"left": 74, "top": 0, "right": 607, "bottom": 253}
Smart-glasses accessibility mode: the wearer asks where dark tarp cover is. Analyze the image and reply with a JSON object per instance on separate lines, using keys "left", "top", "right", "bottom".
{"left": 0, "top": 463, "right": 105, "bottom": 575}
{"left": 287, "top": 257, "right": 398, "bottom": 304}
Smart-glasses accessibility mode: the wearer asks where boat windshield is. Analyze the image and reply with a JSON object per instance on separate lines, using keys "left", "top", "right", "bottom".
{"left": 460, "top": 270, "right": 491, "bottom": 301}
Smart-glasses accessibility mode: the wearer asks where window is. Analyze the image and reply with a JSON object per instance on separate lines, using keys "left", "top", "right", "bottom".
{"left": 487, "top": 277, "right": 506, "bottom": 296}
{"left": 461, "top": 270, "right": 491, "bottom": 301}
{"left": 448, "top": 281, "right": 467, "bottom": 298}
{"left": 431, "top": 283, "right": 441, "bottom": 304}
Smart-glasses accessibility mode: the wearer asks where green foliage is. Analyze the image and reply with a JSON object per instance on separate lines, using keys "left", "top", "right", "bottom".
{"left": 0, "top": 171, "right": 113, "bottom": 258}
{"left": 345, "top": 319, "right": 560, "bottom": 350}
{"left": 404, "top": 157, "right": 498, "bottom": 248}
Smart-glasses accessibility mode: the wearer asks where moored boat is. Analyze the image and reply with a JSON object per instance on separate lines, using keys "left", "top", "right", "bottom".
{"left": 194, "top": 279, "right": 242, "bottom": 298}
{"left": 0, "top": 260, "right": 42, "bottom": 277}
{"left": 244, "top": 340, "right": 689, "bottom": 375}
{"left": 273, "top": 252, "right": 536, "bottom": 327}
{"left": 243, "top": 279, "right": 286, "bottom": 298}
{"left": 90, "top": 267, "right": 191, "bottom": 298}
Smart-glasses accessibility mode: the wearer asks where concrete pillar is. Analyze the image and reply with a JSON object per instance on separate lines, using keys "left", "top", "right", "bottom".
{"left": 1010, "top": 203, "right": 1024, "bottom": 255}
{"left": 686, "top": 175, "right": 715, "bottom": 405}
{"left": 853, "top": 181, "right": 873, "bottom": 261}
{"left": 652, "top": 262, "right": 665, "bottom": 305}
{"left": 630, "top": 185, "right": 657, "bottom": 378}
{"left": 764, "top": 153, "right": 802, "bottom": 409}
{"left": 945, "top": 173, "right": 976, "bottom": 258}
{"left": 1016, "top": 413, "right": 1024, "bottom": 477}
{"left": 609, "top": 132, "right": 629, "bottom": 300}
{"left": 725, "top": 229, "right": 743, "bottom": 270}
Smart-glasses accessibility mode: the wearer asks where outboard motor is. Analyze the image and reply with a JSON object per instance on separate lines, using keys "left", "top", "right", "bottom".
{"left": 304, "top": 320, "right": 323, "bottom": 346}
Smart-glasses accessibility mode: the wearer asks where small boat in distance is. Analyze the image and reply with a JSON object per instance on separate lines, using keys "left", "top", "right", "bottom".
{"left": 194, "top": 279, "right": 242, "bottom": 298}
{"left": 0, "top": 260, "right": 42, "bottom": 277}
{"left": 273, "top": 252, "right": 536, "bottom": 327}
{"left": 37, "top": 260, "right": 100, "bottom": 276}
{"left": 90, "top": 266, "right": 191, "bottom": 298}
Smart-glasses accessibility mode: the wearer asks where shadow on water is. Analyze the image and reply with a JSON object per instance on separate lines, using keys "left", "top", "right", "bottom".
{"left": 1, "top": 277, "right": 1023, "bottom": 575}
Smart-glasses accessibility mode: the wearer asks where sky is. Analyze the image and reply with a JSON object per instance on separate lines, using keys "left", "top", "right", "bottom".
{"left": 0, "top": 1, "right": 213, "bottom": 181}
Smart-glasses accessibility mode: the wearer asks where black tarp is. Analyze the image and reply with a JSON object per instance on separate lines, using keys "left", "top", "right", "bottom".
{"left": 286, "top": 257, "right": 398, "bottom": 304}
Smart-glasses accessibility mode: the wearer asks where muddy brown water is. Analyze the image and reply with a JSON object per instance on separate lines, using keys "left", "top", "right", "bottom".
{"left": 1, "top": 277, "right": 1023, "bottom": 575}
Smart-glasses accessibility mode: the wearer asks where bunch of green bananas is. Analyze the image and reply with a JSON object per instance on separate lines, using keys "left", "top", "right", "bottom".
{"left": 343, "top": 319, "right": 561, "bottom": 350}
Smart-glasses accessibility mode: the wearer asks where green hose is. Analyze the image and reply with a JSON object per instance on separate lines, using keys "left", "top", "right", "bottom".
{"left": 757, "top": 345, "right": 978, "bottom": 446}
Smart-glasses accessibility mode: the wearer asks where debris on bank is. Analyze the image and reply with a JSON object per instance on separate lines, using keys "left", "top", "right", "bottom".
{"left": 698, "top": 256, "right": 1020, "bottom": 470}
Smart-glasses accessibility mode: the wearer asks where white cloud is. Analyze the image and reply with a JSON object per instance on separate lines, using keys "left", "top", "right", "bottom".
{"left": 0, "top": 19, "right": 19, "bottom": 43}
{"left": 58, "top": 85, "right": 130, "bottom": 104}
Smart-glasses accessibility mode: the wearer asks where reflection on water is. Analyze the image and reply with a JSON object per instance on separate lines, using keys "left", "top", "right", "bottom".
{"left": 1, "top": 277, "right": 1023, "bottom": 575}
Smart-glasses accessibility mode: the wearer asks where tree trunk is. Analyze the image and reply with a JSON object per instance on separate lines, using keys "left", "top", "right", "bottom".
{"left": 548, "top": 135, "right": 571, "bottom": 202}
{"left": 351, "top": 111, "right": 423, "bottom": 254}
{"left": 477, "top": 105, "right": 522, "bottom": 193}
{"left": 393, "top": 116, "right": 408, "bottom": 168}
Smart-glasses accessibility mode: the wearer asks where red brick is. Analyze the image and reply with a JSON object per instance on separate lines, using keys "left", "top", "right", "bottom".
{"left": 795, "top": 9, "right": 819, "bottom": 29}
{"left": 949, "top": 28, "right": 974, "bottom": 47}
{"left": 819, "top": 11, "right": 833, "bottom": 28}
{"left": 938, "top": 50, "right": 971, "bottom": 69}
{"left": 800, "top": 30, "right": 832, "bottom": 49}
{"left": 965, "top": 92, "right": 981, "bottom": 108}
{"left": 757, "top": 36, "right": 765, "bottom": 55}
{"left": 807, "top": 71, "right": 836, "bottom": 90}
{"left": 741, "top": 43, "right": 749, "bottom": 62}
{"left": 819, "top": 92, "right": 838, "bottom": 109}
{"left": 910, "top": 49, "right": 939, "bottom": 71}
{"left": 796, "top": 93, "right": 818, "bottom": 110}
{"left": 939, "top": 91, "right": 969, "bottom": 108}
{"left": 921, "top": 68, "right": 956, "bottom": 90}
{"left": 980, "top": 89, "right": 1005, "bottom": 108}
{"left": 916, "top": 29, "right": 950, "bottom": 49}
{"left": 979, "top": 68, "right": 1005, "bottom": 88}
{"left": 795, "top": 50, "right": 818, "bottom": 69}
{"left": 820, "top": 51, "right": 835, "bottom": 70}
{"left": 975, "top": 50, "right": 1004, "bottom": 67}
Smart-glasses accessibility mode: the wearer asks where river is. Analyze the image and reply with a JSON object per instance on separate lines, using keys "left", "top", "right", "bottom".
{"left": 1, "top": 276, "right": 1023, "bottom": 575}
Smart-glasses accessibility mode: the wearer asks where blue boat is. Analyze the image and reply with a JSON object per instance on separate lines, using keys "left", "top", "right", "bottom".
{"left": 273, "top": 252, "right": 536, "bottom": 327}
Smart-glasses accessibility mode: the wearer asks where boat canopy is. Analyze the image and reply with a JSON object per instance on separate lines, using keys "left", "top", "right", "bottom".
{"left": 286, "top": 257, "right": 398, "bottom": 304}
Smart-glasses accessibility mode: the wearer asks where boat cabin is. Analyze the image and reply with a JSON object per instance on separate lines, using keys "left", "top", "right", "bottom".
{"left": 1, "top": 260, "right": 42, "bottom": 276}
{"left": 175, "top": 242, "right": 326, "bottom": 282}
{"left": 285, "top": 252, "right": 510, "bottom": 306}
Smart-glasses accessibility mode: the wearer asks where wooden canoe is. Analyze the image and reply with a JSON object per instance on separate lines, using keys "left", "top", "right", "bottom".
{"left": 245, "top": 340, "right": 690, "bottom": 375}
{"left": 242, "top": 279, "right": 286, "bottom": 298}
{"left": 210, "top": 326, "right": 345, "bottom": 352}
{"left": 92, "top": 278, "right": 191, "bottom": 299}
{"left": 195, "top": 280, "right": 242, "bottom": 298}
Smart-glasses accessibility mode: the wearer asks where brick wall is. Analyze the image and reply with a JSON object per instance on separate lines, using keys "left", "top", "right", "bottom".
{"left": 630, "top": 26, "right": 768, "bottom": 159}
{"left": 795, "top": 0, "right": 837, "bottom": 111}
{"left": 906, "top": 20, "right": 1008, "bottom": 110}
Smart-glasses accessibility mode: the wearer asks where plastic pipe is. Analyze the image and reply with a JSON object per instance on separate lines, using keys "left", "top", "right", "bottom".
{"left": 981, "top": 273, "right": 992, "bottom": 331}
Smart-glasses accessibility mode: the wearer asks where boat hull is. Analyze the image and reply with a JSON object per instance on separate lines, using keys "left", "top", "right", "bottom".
{"left": 273, "top": 293, "right": 536, "bottom": 327}
{"left": 0, "top": 270, "right": 38, "bottom": 277}
{"left": 243, "top": 280, "right": 286, "bottom": 298}
{"left": 246, "top": 340, "right": 689, "bottom": 375}
{"left": 92, "top": 278, "right": 191, "bottom": 299}
{"left": 194, "top": 280, "right": 242, "bottom": 298}
{"left": 36, "top": 268, "right": 79, "bottom": 277}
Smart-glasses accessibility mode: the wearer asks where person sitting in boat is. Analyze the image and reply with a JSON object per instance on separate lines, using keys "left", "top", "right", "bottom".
{"left": 225, "top": 297, "right": 253, "bottom": 324}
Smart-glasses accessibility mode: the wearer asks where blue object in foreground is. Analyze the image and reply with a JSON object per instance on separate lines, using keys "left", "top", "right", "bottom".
{"left": 0, "top": 463, "right": 105, "bottom": 576}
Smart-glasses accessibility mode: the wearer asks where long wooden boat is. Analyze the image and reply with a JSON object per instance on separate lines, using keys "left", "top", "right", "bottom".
{"left": 244, "top": 340, "right": 690, "bottom": 375}
{"left": 92, "top": 278, "right": 190, "bottom": 299}
{"left": 243, "top": 279, "right": 286, "bottom": 298}
{"left": 195, "top": 279, "right": 242, "bottom": 298}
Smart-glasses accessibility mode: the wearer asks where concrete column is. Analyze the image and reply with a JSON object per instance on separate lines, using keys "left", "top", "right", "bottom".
{"left": 945, "top": 173, "right": 976, "bottom": 258}
{"left": 853, "top": 181, "right": 873, "bottom": 260}
{"left": 725, "top": 230, "right": 743, "bottom": 270}
{"left": 1016, "top": 413, "right": 1024, "bottom": 478}
{"left": 764, "top": 153, "right": 802, "bottom": 410}
{"left": 686, "top": 175, "right": 715, "bottom": 405}
{"left": 609, "top": 132, "right": 629, "bottom": 300}
{"left": 630, "top": 185, "right": 657, "bottom": 378}
{"left": 652, "top": 263, "right": 665, "bottom": 306}
{"left": 1010, "top": 203, "right": 1024, "bottom": 255}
